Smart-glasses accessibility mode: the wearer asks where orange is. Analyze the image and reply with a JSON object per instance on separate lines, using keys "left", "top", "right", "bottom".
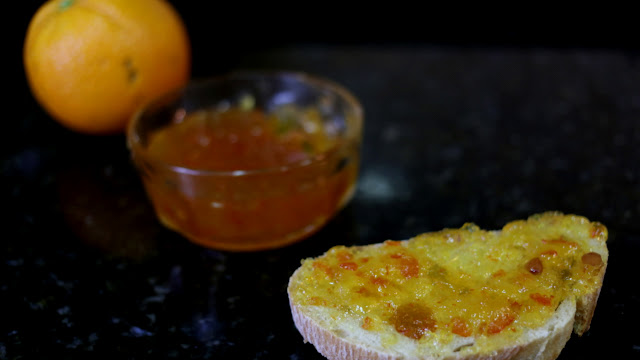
{"left": 23, "top": 0, "right": 191, "bottom": 135}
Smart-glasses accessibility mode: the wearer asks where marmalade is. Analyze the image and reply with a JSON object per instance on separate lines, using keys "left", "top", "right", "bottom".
{"left": 138, "top": 106, "right": 358, "bottom": 251}
{"left": 290, "top": 213, "right": 607, "bottom": 345}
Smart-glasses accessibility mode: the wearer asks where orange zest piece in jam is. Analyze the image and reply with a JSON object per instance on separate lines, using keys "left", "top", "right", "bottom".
{"left": 389, "top": 252, "right": 421, "bottom": 279}
{"left": 530, "top": 293, "right": 554, "bottom": 306}
{"left": 485, "top": 307, "right": 516, "bottom": 335}
{"left": 450, "top": 317, "right": 472, "bottom": 337}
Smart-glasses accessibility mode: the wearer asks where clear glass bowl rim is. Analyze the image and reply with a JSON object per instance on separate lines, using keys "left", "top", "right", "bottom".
{"left": 127, "top": 70, "right": 364, "bottom": 177}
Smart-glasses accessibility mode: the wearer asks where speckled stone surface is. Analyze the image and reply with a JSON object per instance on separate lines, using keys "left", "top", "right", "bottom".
{"left": 4, "top": 46, "right": 640, "bottom": 359}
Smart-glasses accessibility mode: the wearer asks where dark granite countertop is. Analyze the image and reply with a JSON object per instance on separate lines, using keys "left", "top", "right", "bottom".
{"left": 5, "top": 41, "right": 640, "bottom": 359}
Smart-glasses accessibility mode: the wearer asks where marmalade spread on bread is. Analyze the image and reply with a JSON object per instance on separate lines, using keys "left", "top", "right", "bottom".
{"left": 290, "top": 214, "right": 607, "bottom": 343}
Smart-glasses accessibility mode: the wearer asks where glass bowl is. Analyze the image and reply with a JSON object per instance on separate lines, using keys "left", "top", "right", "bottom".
{"left": 127, "top": 71, "right": 363, "bottom": 251}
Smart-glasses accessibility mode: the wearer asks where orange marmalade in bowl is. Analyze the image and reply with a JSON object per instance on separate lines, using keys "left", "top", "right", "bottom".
{"left": 127, "top": 72, "right": 363, "bottom": 251}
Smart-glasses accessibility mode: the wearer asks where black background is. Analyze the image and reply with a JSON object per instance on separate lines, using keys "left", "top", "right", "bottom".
{"left": 7, "top": 1, "right": 640, "bottom": 359}
{"left": 16, "top": 2, "right": 640, "bottom": 81}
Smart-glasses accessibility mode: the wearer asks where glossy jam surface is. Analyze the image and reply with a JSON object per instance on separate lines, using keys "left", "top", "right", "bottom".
{"left": 138, "top": 107, "right": 358, "bottom": 251}
{"left": 290, "top": 214, "right": 607, "bottom": 343}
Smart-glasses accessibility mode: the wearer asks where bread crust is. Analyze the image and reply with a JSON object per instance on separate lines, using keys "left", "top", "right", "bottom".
{"left": 289, "top": 293, "right": 397, "bottom": 360}
{"left": 289, "top": 293, "right": 577, "bottom": 360}
{"left": 573, "top": 262, "right": 607, "bottom": 335}
{"left": 288, "top": 212, "right": 607, "bottom": 360}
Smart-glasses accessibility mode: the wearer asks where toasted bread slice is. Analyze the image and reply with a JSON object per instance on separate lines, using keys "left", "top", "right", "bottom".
{"left": 288, "top": 212, "right": 608, "bottom": 360}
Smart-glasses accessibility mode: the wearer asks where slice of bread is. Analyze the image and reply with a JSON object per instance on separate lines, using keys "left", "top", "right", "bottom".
{"left": 287, "top": 212, "right": 608, "bottom": 360}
